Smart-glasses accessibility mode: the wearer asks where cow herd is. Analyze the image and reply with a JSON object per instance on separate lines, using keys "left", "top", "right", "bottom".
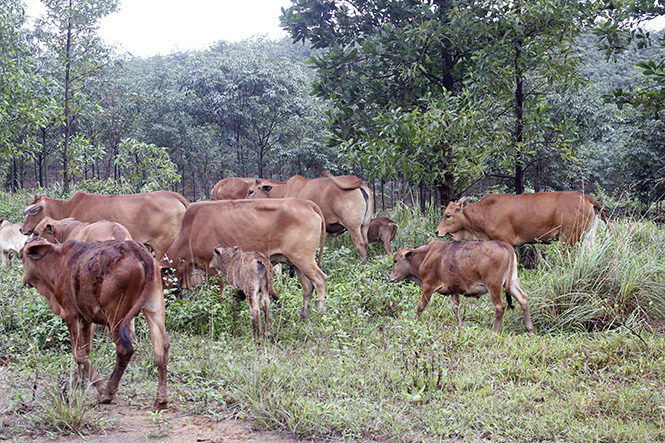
{"left": 7, "top": 174, "right": 609, "bottom": 410}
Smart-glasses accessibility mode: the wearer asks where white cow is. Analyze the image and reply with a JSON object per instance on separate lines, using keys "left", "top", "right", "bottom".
{"left": 0, "top": 219, "right": 28, "bottom": 268}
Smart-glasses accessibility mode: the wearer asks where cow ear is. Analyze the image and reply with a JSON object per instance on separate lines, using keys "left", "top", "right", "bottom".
{"left": 232, "top": 246, "right": 239, "bottom": 252}
{"left": 45, "top": 223, "right": 54, "bottom": 234}
{"left": 261, "top": 185, "right": 273, "bottom": 193}
{"left": 61, "top": 217, "right": 76, "bottom": 226}
{"left": 23, "top": 201, "right": 44, "bottom": 216}
{"left": 404, "top": 249, "right": 417, "bottom": 260}
{"left": 458, "top": 196, "right": 470, "bottom": 210}
{"left": 23, "top": 242, "right": 52, "bottom": 260}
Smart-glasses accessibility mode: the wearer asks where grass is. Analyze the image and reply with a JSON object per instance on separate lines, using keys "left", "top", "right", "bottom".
{"left": 0, "top": 192, "right": 664, "bottom": 442}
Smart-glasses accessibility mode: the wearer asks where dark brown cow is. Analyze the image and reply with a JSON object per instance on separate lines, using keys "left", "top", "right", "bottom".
{"left": 21, "top": 191, "right": 189, "bottom": 259}
{"left": 247, "top": 173, "right": 374, "bottom": 263}
{"left": 210, "top": 245, "right": 279, "bottom": 339}
{"left": 389, "top": 240, "right": 536, "bottom": 334}
{"left": 161, "top": 198, "right": 327, "bottom": 319}
{"left": 33, "top": 216, "right": 133, "bottom": 244}
{"left": 210, "top": 177, "right": 256, "bottom": 200}
{"left": 435, "top": 191, "right": 609, "bottom": 247}
{"left": 368, "top": 216, "right": 398, "bottom": 256}
{"left": 21, "top": 238, "right": 169, "bottom": 409}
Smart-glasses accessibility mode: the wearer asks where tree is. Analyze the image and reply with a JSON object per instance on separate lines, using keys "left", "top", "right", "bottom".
{"left": 34, "top": 0, "right": 118, "bottom": 193}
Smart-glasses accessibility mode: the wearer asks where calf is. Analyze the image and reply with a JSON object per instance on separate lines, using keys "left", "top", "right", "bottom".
{"left": 210, "top": 245, "right": 279, "bottom": 339}
{"left": 0, "top": 219, "right": 28, "bottom": 267}
{"left": 33, "top": 216, "right": 132, "bottom": 243}
{"left": 368, "top": 216, "right": 398, "bottom": 256}
{"left": 390, "top": 240, "right": 536, "bottom": 334}
{"left": 21, "top": 238, "right": 169, "bottom": 409}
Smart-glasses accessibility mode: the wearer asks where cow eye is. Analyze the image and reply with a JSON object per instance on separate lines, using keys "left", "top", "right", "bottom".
{"left": 248, "top": 190, "right": 253, "bottom": 195}
{"left": 445, "top": 214, "right": 451, "bottom": 219}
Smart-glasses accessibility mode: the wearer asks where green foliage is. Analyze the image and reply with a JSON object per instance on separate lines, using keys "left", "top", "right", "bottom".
{"left": 113, "top": 138, "right": 180, "bottom": 192}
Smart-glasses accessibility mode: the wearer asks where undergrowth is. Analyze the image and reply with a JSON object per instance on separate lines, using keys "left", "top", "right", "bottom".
{"left": 0, "top": 194, "right": 664, "bottom": 442}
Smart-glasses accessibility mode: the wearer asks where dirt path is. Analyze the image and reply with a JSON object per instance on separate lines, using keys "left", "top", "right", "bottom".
{"left": 7, "top": 398, "right": 327, "bottom": 443}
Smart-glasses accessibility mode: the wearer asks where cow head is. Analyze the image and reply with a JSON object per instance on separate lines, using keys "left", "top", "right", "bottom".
{"left": 389, "top": 248, "right": 420, "bottom": 284}
{"left": 20, "top": 237, "right": 56, "bottom": 288}
{"left": 246, "top": 179, "right": 272, "bottom": 198}
{"left": 21, "top": 195, "right": 47, "bottom": 235}
{"left": 32, "top": 216, "right": 67, "bottom": 244}
{"left": 435, "top": 196, "right": 470, "bottom": 239}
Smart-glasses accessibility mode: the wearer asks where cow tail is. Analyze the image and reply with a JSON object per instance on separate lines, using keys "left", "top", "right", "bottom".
{"left": 312, "top": 203, "right": 326, "bottom": 267}
{"left": 505, "top": 247, "right": 518, "bottom": 310}
{"left": 585, "top": 194, "right": 611, "bottom": 232}
{"left": 119, "top": 242, "right": 158, "bottom": 344}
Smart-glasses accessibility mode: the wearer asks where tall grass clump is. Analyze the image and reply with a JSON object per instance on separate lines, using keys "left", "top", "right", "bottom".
{"left": 526, "top": 219, "right": 665, "bottom": 333}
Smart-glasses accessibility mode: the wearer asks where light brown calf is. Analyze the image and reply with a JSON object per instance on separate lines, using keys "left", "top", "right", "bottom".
{"left": 368, "top": 216, "right": 398, "bottom": 256}
{"left": 21, "top": 238, "right": 169, "bottom": 410}
{"left": 33, "top": 216, "right": 132, "bottom": 243}
{"left": 210, "top": 245, "right": 279, "bottom": 339}
{"left": 390, "top": 240, "right": 536, "bottom": 334}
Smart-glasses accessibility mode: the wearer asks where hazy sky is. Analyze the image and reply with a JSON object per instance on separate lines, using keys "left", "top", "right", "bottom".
{"left": 25, "top": 0, "right": 293, "bottom": 57}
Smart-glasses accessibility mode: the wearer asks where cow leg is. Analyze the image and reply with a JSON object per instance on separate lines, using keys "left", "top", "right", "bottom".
{"left": 143, "top": 306, "right": 170, "bottom": 410}
{"left": 489, "top": 284, "right": 506, "bottom": 333}
{"left": 104, "top": 321, "right": 135, "bottom": 404}
{"left": 0, "top": 251, "right": 6, "bottom": 269}
{"left": 450, "top": 294, "right": 462, "bottom": 332}
{"left": 505, "top": 280, "right": 536, "bottom": 335}
{"left": 68, "top": 319, "right": 107, "bottom": 395}
{"left": 295, "top": 268, "right": 314, "bottom": 319}
{"left": 348, "top": 226, "right": 368, "bottom": 264}
{"left": 381, "top": 233, "right": 393, "bottom": 256}
{"left": 416, "top": 287, "right": 436, "bottom": 317}
{"left": 294, "top": 264, "right": 327, "bottom": 319}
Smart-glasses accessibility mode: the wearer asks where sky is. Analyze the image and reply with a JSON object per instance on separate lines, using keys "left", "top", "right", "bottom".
{"left": 25, "top": 0, "right": 294, "bottom": 57}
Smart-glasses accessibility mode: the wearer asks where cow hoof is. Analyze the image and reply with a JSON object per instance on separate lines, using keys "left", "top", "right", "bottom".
{"left": 100, "top": 393, "right": 114, "bottom": 404}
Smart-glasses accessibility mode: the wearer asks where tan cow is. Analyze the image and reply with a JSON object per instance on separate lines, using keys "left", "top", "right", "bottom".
{"left": 390, "top": 240, "right": 536, "bottom": 334}
{"left": 33, "top": 216, "right": 132, "bottom": 244}
{"left": 210, "top": 177, "right": 256, "bottom": 200}
{"left": 0, "top": 219, "right": 28, "bottom": 268}
{"left": 368, "top": 216, "right": 398, "bottom": 256}
{"left": 247, "top": 173, "right": 374, "bottom": 263}
{"left": 161, "top": 198, "right": 327, "bottom": 319}
{"left": 21, "top": 190, "right": 189, "bottom": 259}
{"left": 210, "top": 245, "right": 279, "bottom": 339}
{"left": 21, "top": 238, "right": 169, "bottom": 410}
{"left": 435, "top": 191, "right": 609, "bottom": 247}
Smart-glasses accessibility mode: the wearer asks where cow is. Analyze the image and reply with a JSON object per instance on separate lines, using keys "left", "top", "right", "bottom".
{"left": 21, "top": 190, "right": 189, "bottom": 259}
{"left": 210, "top": 245, "right": 279, "bottom": 339}
{"left": 161, "top": 198, "right": 327, "bottom": 319}
{"left": 389, "top": 240, "right": 536, "bottom": 334}
{"left": 368, "top": 216, "right": 398, "bottom": 256}
{"left": 210, "top": 177, "right": 256, "bottom": 200}
{"left": 0, "top": 219, "right": 28, "bottom": 268}
{"left": 21, "top": 238, "right": 169, "bottom": 410}
{"left": 435, "top": 191, "right": 609, "bottom": 247}
{"left": 246, "top": 173, "right": 374, "bottom": 263}
{"left": 33, "top": 216, "right": 133, "bottom": 244}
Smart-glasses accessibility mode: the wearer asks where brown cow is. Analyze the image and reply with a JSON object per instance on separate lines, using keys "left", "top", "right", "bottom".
{"left": 210, "top": 245, "right": 279, "bottom": 339}
{"left": 210, "top": 177, "right": 256, "bottom": 200}
{"left": 33, "top": 216, "right": 133, "bottom": 244}
{"left": 368, "top": 216, "right": 398, "bottom": 256}
{"left": 389, "top": 240, "right": 536, "bottom": 334}
{"left": 21, "top": 238, "right": 169, "bottom": 409}
{"left": 435, "top": 191, "right": 609, "bottom": 247}
{"left": 247, "top": 173, "right": 374, "bottom": 263}
{"left": 21, "top": 190, "right": 189, "bottom": 259}
{"left": 161, "top": 198, "right": 327, "bottom": 319}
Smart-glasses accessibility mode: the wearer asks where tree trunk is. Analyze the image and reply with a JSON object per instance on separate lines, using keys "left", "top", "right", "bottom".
{"left": 63, "top": 8, "right": 73, "bottom": 194}
{"left": 513, "top": 7, "right": 525, "bottom": 195}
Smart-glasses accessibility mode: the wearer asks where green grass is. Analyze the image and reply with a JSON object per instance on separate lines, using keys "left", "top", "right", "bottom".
{"left": 1, "top": 192, "right": 664, "bottom": 442}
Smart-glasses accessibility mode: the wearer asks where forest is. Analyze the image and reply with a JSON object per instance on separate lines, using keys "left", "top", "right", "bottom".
{"left": 1, "top": 0, "right": 665, "bottom": 210}
{"left": 1, "top": 0, "right": 665, "bottom": 442}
